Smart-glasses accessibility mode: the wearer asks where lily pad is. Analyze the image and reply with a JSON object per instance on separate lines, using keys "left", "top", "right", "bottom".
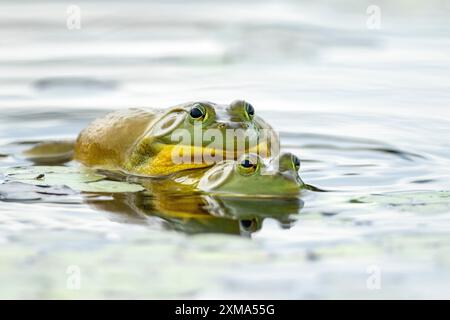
{"left": 353, "top": 191, "right": 450, "bottom": 213}
{"left": 0, "top": 181, "right": 80, "bottom": 203}
{"left": 11, "top": 174, "right": 101, "bottom": 187}
{"left": 4, "top": 166, "right": 83, "bottom": 175}
{"left": 1, "top": 166, "right": 144, "bottom": 194}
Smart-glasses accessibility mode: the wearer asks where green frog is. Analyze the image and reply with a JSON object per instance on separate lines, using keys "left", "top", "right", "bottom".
{"left": 74, "top": 100, "right": 278, "bottom": 176}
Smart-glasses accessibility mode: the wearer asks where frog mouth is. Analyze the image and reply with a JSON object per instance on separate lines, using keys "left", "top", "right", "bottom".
{"left": 168, "top": 143, "right": 269, "bottom": 164}
{"left": 133, "top": 142, "right": 270, "bottom": 176}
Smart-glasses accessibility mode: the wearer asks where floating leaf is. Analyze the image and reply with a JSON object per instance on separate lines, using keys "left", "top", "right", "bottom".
{"left": 0, "top": 181, "right": 80, "bottom": 203}
{"left": 1, "top": 166, "right": 144, "bottom": 194}
{"left": 3, "top": 166, "right": 82, "bottom": 175}
{"left": 3, "top": 166, "right": 105, "bottom": 186}
{"left": 353, "top": 191, "right": 450, "bottom": 213}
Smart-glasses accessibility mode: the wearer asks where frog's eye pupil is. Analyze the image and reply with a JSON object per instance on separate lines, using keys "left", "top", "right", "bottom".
{"left": 190, "top": 107, "right": 204, "bottom": 119}
{"left": 245, "top": 103, "right": 255, "bottom": 117}
{"left": 240, "top": 159, "right": 255, "bottom": 168}
{"left": 292, "top": 155, "right": 301, "bottom": 170}
{"left": 240, "top": 219, "right": 254, "bottom": 230}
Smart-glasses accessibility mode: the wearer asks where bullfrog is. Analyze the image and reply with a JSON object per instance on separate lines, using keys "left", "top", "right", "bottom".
{"left": 74, "top": 100, "right": 278, "bottom": 176}
{"left": 88, "top": 153, "right": 305, "bottom": 235}
{"left": 136, "top": 152, "right": 305, "bottom": 197}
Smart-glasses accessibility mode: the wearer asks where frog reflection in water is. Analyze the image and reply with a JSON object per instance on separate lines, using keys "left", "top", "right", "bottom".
{"left": 88, "top": 153, "right": 305, "bottom": 235}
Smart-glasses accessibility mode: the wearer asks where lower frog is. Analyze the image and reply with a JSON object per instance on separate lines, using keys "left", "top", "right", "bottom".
{"left": 137, "top": 152, "right": 305, "bottom": 197}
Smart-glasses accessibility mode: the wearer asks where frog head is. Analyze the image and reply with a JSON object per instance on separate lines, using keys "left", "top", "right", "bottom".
{"left": 128, "top": 100, "right": 278, "bottom": 176}
{"left": 197, "top": 152, "right": 304, "bottom": 197}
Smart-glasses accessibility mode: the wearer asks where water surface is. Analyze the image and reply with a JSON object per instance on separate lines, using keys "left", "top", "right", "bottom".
{"left": 1, "top": 0, "right": 450, "bottom": 299}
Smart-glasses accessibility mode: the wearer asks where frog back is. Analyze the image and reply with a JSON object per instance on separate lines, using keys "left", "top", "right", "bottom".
{"left": 74, "top": 108, "right": 158, "bottom": 168}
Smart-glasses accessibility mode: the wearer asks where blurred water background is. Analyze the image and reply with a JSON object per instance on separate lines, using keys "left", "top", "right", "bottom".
{"left": 1, "top": 0, "right": 450, "bottom": 298}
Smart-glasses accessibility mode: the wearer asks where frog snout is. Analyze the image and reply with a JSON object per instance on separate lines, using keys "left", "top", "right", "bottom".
{"left": 216, "top": 122, "right": 249, "bottom": 130}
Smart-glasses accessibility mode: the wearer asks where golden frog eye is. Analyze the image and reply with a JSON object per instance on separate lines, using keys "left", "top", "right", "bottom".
{"left": 238, "top": 154, "right": 259, "bottom": 175}
{"left": 240, "top": 158, "right": 255, "bottom": 169}
{"left": 189, "top": 104, "right": 205, "bottom": 120}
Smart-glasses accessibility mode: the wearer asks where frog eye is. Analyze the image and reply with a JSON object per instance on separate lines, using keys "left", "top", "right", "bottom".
{"left": 237, "top": 154, "right": 259, "bottom": 175}
{"left": 292, "top": 155, "right": 301, "bottom": 171}
{"left": 240, "top": 219, "right": 258, "bottom": 232}
{"left": 240, "top": 158, "right": 255, "bottom": 168}
{"left": 189, "top": 104, "right": 205, "bottom": 120}
{"left": 277, "top": 152, "right": 301, "bottom": 173}
{"left": 244, "top": 102, "right": 255, "bottom": 118}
